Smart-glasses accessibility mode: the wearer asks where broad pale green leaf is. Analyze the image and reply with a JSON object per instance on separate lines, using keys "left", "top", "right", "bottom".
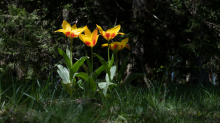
{"left": 58, "top": 48, "right": 71, "bottom": 69}
{"left": 66, "top": 48, "right": 71, "bottom": 60}
{"left": 98, "top": 82, "right": 108, "bottom": 97}
{"left": 61, "top": 81, "right": 73, "bottom": 95}
{"left": 98, "top": 81, "right": 117, "bottom": 97}
{"left": 105, "top": 73, "right": 110, "bottom": 83}
{"left": 84, "top": 49, "right": 92, "bottom": 74}
{"left": 124, "top": 73, "right": 144, "bottom": 84}
{"left": 109, "top": 53, "right": 115, "bottom": 68}
{"left": 82, "top": 63, "right": 89, "bottom": 73}
{"left": 74, "top": 72, "right": 89, "bottom": 81}
{"left": 75, "top": 58, "right": 90, "bottom": 74}
{"left": 92, "top": 65, "right": 104, "bottom": 80}
{"left": 71, "top": 56, "right": 89, "bottom": 73}
{"left": 110, "top": 66, "right": 116, "bottom": 80}
{"left": 86, "top": 58, "right": 93, "bottom": 74}
{"left": 93, "top": 54, "right": 115, "bottom": 80}
{"left": 75, "top": 72, "right": 97, "bottom": 91}
{"left": 94, "top": 53, "right": 110, "bottom": 79}
{"left": 88, "top": 77, "right": 97, "bottom": 91}
{"left": 57, "top": 64, "right": 70, "bottom": 84}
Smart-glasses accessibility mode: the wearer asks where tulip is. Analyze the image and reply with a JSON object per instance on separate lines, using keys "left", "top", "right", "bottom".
{"left": 79, "top": 28, "right": 99, "bottom": 48}
{"left": 97, "top": 24, "right": 125, "bottom": 62}
{"left": 54, "top": 20, "right": 87, "bottom": 39}
{"left": 96, "top": 24, "right": 125, "bottom": 41}
{"left": 79, "top": 28, "right": 100, "bottom": 72}
{"left": 102, "top": 38, "right": 130, "bottom": 51}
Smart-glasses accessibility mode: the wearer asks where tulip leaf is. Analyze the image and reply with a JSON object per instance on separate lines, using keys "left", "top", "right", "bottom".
{"left": 61, "top": 81, "right": 74, "bottom": 95}
{"left": 94, "top": 53, "right": 111, "bottom": 80}
{"left": 82, "top": 63, "right": 89, "bottom": 74}
{"left": 93, "top": 56, "right": 115, "bottom": 80}
{"left": 75, "top": 72, "right": 97, "bottom": 91}
{"left": 124, "top": 73, "right": 144, "bottom": 84}
{"left": 57, "top": 64, "right": 70, "bottom": 84}
{"left": 110, "top": 65, "right": 116, "bottom": 80}
{"left": 98, "top": 72, "right": 117, "bottom": 97}
{"left": 66, "top": 48, "right": 71, "bottom": 60}
{"left": 58, "top": 48, "right": 71, "bottom": 69}
{"left": 71, "top": 56, "right": 89, "bottom": 73}
{"left": 92, "top": 65, "right": 104, "bottom": 80}
{"left": 98, "top": 81, "right": 117, "bottom": 97}
{"left": 84, "top": 49, "right": 93, "bottom": 74}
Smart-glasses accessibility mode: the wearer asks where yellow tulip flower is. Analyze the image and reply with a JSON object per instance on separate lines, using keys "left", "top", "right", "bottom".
{"left": 96, "top": 24, "right": 125, "bottom": 41}
{"left": 79, "top": 28, "right": 99, "bottom": 47}
{"left": 54, "top": 20, "right": 87, "bottom": 39}
{"left": 102, "top": 38, "right": 130, "bottom": 51}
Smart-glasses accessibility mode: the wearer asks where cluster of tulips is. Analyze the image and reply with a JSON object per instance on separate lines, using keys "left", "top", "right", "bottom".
{"left": 54, "top": 20, "right": 130, "bottom": 51}
{"left": 54, "top": 20, "right": 132, "bottom": 97}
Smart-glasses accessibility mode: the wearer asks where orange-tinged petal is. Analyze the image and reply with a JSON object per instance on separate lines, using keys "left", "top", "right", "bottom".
{"left": 65, "top": 31, "right": 71, "bottom": 37}
{"left": 101, "top": 43, "right": 108, "bottom": 48}
{"left": 71, "top": 24, "right": 77, "bottom": 30}
{"left": 106, "top": 25, "right": 121, "bottom": 34}
{"left": 118, "top": 32, "right": 125, "bottom": 35}
{"left": 84, "top": 41, "right": 92, "bottom": 46}
{"left": 125, "top": 44, "right": 130, "bottom": 50}
{"left": 93, "top": 35, "right": 99, "bottom": 47}
{"left": 54, "top": 29, "right": 64, "bottom": 33}
{"left": 121, "top": 38, "right": 129, "bottom": 45}
{"left": 62, "top": 20, "right": 71, "bottom": 31}
{"left": 110, "top": 42, "right": 121, "bottom": 51}
{"left": 102, "top": 38, "right": 130, "bottom": 51}
{"left": 55, "top": 20, "right": 87, "bottom": 39}
{"left": 76, "top": 26, "right": 87, "bottom": 34}
{"left": 96, "top": 24, "right": 104, "bottom": 34}
{"left": 79, "top": 28, "right": 99, "bottom": 47}
{"left": 91, "top": 29, "right": 98, "bottom": 47}
{"left": 70, "top": 32, "right": 78, "bottom": 38}
{"left": 105, "top": 33, "right": 111, "bottom": 39}
{"left": 84, "top": 27, "right": 92, "bottom": 36}
{"left": 79, "top": 34, "right": 90, "bottom": 43}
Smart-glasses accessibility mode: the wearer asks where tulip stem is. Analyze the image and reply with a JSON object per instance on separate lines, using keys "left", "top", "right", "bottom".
{"left": 91, "top": 47, "right": 93, "bottom": 72}
{"left": 70, "top": 39, "right": 73, "bottom": 66}
{"left": 108, "top": 41, "right": 110, "bottom": 64}
{"left": 116, "top": 52, "right": 118, "bottom": 78}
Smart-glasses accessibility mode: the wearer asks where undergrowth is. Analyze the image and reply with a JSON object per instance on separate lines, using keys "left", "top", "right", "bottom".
{"left": 0, "top": 76, "right": 220, "bottom": 123}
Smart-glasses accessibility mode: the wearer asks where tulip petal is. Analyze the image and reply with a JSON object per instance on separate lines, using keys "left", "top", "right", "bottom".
{"left": 96, "top": 24, "right": 104, "bottom": 34}
{"left": 77, "top": 26, "right": 87, "bottom": 34}
{"left": 62, "top": 20, "right": 71, "bottom": 31}
{"left": 121, "top": 38, "right": 129, "bottom": 45}
{"left": 84, "top": 27, "right": 91, "bottom": 36}
{"left": 92, "top": 29, "right": 98, "bottom": 46}
{"left": 125, "top": 44, "right": 130, "bottom": 50}
{"left": 79, "top": 34, "right": 90, "bottom": 43}
{"left": 54, "top": 29, "right": 64, "bottom": 33}
{"left": 106, "top": 25, "right": 121, "bottom": 34}
{"left": 101, "top": 43, "right": 108, "bottom": 48}
{"left": 72, "top": 24, "right": 77, "bottom": 30}
{"left": 118, "top": 32, "right": 125, "bottom": 35}
{"left": 110, "top": 42, "right": 121, "bottom": 51}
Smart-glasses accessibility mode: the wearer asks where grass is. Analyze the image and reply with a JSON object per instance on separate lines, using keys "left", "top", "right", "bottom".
{"left": 0, "top": 76, "right": 220, "bottom": 123}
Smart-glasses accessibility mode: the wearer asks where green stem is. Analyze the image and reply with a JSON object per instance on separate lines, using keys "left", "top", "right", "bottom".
{"left": 70, "top": 39, "right": 73, "bottom": 66}
{"left": 116, "top": 52, "right": 118, "bottom": 78}
{"left": 91, "top": 47, "right": 93, "bottom": 72}
{"left": 108, "top": 41, "right": 110, "bottom": 65}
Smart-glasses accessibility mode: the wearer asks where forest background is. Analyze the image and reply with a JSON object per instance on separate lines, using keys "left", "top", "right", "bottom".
{"left": 1, "top": 0, "right": 220, "bottom": 87}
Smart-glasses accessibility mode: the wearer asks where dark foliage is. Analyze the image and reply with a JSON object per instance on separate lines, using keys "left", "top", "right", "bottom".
{"left": 0, "top": 0, "right": 220, "bottom": 86}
